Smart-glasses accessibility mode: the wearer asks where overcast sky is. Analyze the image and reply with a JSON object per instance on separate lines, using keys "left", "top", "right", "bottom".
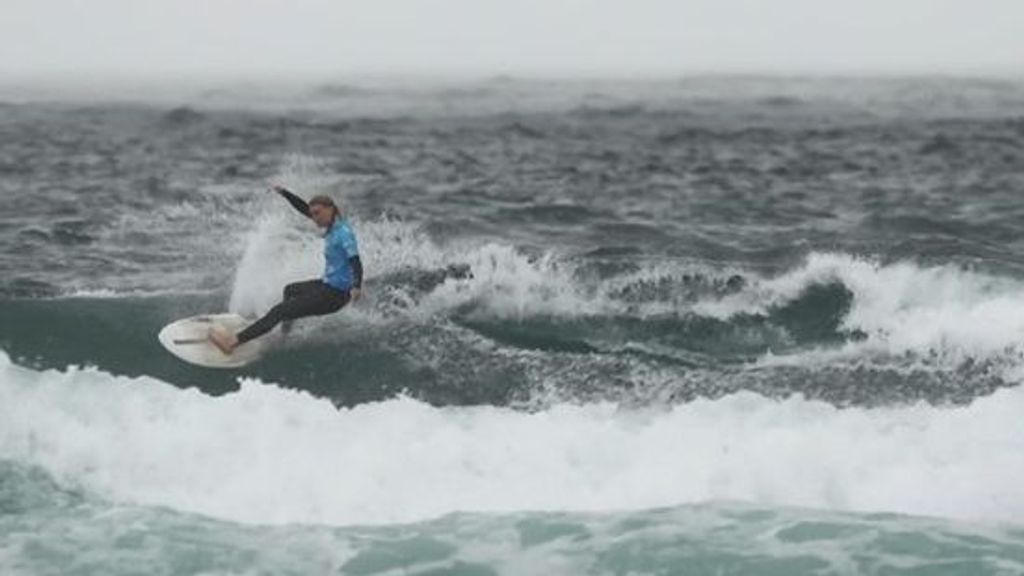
{"left": 3, "top": 0, "right": 1023, "bottom": 79}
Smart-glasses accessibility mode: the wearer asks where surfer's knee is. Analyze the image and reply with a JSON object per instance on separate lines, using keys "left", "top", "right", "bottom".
{"left": 266, "top": 302, "right": 290, "bottom": 322}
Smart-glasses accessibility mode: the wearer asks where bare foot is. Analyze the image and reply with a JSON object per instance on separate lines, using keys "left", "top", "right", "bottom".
{"left": 208, "top": 325, "right": 239, "bottom": 355}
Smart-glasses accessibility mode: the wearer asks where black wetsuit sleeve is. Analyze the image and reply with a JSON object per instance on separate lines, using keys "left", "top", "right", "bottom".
{"left": 350, "top": 256, "right": 363, "bottom": 289}
{"left": 275, "top": 187, "right": 311, "bottom": 218}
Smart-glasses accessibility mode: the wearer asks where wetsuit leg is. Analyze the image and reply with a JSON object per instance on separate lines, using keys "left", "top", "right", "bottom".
{"left": 283, "top": 279, "right": 323, "bottom": 300}
{"left": 237, "top": 283, "right": 349, "bottom": 344}
{"left": 281, "top": 279, "right": 324, "bottom": 334}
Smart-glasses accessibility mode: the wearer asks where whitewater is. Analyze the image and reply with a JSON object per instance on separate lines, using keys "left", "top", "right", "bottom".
{"left": 1, "top": 347, "right": 1023, "bottom": 527}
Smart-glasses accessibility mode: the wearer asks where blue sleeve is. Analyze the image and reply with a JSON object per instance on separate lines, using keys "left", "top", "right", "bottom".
{"left": 340, "top": 225, "right": 359, "bottom": 257}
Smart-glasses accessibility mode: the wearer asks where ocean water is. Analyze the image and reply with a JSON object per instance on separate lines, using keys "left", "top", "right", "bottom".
{"left": 1, "top": 77, "right": 1024, "bottom": 575}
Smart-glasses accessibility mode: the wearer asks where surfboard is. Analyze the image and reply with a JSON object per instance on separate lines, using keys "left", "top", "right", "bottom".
{"left": 157, "top": 313, "right": 267, "bottom": 368}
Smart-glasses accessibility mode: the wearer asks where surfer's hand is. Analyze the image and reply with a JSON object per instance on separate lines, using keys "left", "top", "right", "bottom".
{"left": 351, "top": 288, "right": 362, "bottom": 302}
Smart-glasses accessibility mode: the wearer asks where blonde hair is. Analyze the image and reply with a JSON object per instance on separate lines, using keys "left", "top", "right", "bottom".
{"left": 309, "top": 195, "right": 340, "bottom": 217}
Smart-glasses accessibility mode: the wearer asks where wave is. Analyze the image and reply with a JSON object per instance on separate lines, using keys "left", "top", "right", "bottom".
{"left": 7, "top": 185, "right": 1024, "bottom": 409}
{"left": 4, "top": 240, "right": 1024, "bottom": 406}
{"left": 1, "top": 351, "right": 1022, "bottom": 527}
{"left": 697, "top": 252, "right": 1024, "bottom": 360}
{"left": 4, "top": 459, "right": 1022, "bottom": 575}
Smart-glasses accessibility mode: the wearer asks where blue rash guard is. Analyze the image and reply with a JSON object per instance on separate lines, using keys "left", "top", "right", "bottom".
{"left": 272, "top": 186, "right": 363, "bottom": 292}
{"left": 323, "top": 218, "right": 360, "bottom": 291}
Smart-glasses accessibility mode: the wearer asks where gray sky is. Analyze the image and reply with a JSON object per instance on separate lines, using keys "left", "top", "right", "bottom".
{"left": 3, "top": 0, "right": 1023, "bottom": 78}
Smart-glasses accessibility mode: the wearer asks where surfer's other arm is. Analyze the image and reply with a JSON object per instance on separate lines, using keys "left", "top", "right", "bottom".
{"left": 273, "top": 185, "right": 312, "bottom": 218}
{"left": 350, "top": 255, "right": 363, "bottom": 294}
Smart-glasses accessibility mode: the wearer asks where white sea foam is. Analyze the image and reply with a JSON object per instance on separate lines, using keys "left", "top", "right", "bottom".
{"left": 56, "top": 287, "right": 213, "bottom": 300}
{"left": 226, "top": 208, "right": 594, "bottom": 322}
{"left": 1, "top": 350, "right": 1021, "bottom": 527}
{"left": 695, "top": 253, "right": 1024, "bottom": 360}
{"left": 227, "top": 212, "right": 322, "bottom": 316}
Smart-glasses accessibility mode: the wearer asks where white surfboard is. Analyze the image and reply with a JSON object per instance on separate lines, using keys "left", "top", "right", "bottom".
{"left": 157, "top": 313, "right": 267, "bottom": 368}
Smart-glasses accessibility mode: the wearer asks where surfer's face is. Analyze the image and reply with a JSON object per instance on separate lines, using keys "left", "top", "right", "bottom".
{"left": 309, "top": 204, "right": 335, "bottom": 228}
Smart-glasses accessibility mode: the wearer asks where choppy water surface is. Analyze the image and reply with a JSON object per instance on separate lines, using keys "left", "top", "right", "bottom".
{"left": 2, "top": 77, "right": 1024, "bottom": 574}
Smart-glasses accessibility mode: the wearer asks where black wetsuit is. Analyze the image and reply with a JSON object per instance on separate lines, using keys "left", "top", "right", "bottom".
{"left": 236, "top": 189, "right": 363, "bottom": 344}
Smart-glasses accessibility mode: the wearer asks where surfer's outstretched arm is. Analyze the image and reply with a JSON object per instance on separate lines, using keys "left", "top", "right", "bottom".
{"left": 273, "top": 185, "right": 312, "bottom": 218}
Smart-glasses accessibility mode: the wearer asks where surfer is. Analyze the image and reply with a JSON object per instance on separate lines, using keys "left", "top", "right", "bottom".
{"left": 208, "top": 185, "right": 362, "bottom": 354}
